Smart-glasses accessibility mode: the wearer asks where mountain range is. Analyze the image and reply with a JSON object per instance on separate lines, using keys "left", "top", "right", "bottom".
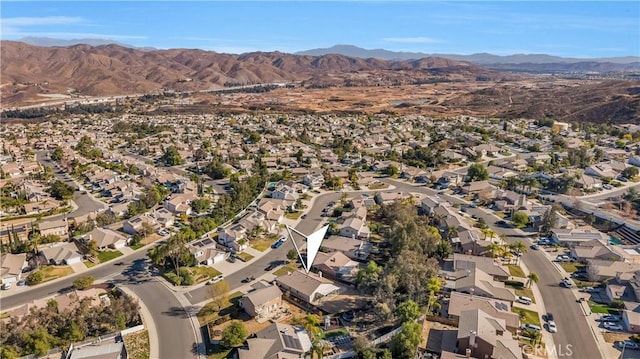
{"left": 0, "top": 40, "right": 504, "bottom": 105}
{"left": 297, "top": 45, "right": 640, "bottom": 73}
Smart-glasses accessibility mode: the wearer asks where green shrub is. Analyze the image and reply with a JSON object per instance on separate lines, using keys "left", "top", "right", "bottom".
{"left": 165, "top": 272, "right": 183, "bottom": 286}
{"left": 73, "top": 275, "right": 95, "bottom": 290}
{"left": 27, "top": 271, "right": 44, "bottom": 285}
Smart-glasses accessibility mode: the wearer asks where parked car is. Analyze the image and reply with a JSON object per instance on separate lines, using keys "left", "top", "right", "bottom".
{"left": 271, "top": 240, "right": 284, "bottom": 249}
{"left": 241, "top": 276, "right": 255, "bottom": 283}
{"left": 496, "top": 220, "right": 507, "bottom": 226}
{"left": 600, "top": 315, "right": 621, "bottom": 322}
{"left": 560, "top": 279, "right": 573, "bottom": 288}
{"left": 544, "top": 313, "right": 554, "bottom": 322}
{"left": 615, "top": 341, "right": 639, "bottom": 350}
{"left": 301, "top": 214, "right": 307, "bottom": 219}
{"left": 603, "top": 322, "right": 624, "bottom": 331}
{"left": 581, "top": 286, "right": 600, "bottom": 293}
{"left": 1, "top": 282, "right": 12, "bottom": 290}
{"left": 530, "top": 244, "right": 540, "bottom": 250}
{"left": 546, "top": 321, "right": 557, "bottom": 333}
{"left": 265, "top": 263, "right": 278, "bottom": 271}
{"left": 521, "top": 324, "right": 541, "bottom": 331}
{"left": 517, "top": 296, "right": 533, "bottom": 305}
{"left": 206, "top": 275, "right": 224, "bottom": 285}
{"left": 17, "top": 279, "right": 27, "bottom": 286}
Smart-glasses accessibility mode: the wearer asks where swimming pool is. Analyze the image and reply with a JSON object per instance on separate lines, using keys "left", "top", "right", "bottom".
{"left": 609, "top": 236, "right": 623, "bottom": 245}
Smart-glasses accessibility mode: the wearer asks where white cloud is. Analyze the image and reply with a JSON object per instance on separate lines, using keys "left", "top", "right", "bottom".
{"left": 1, "top": 16, "right": 87, "bottom": 27}
{"left": 382, "top": 37, "right": 443, "bottom": 44}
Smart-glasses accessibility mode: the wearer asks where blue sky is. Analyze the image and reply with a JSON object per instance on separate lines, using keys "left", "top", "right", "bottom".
{"left": 2, "top": 1, "right": 638, "bottom": 58}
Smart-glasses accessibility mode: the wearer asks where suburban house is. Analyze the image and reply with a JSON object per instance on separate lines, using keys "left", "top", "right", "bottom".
{"left": 302, "top": 173, "right": 325, "bottom": 189}
{"left": 217, "top": 223, "right": 248, "bottom": 251}
{"left": 123, "top": 214, "right": 158, "bottom": 235}
{"left": 152, "top": 207, "right": 175, "bottom": 228}
{"left": 446, "top": 292, "right": 520, "bottom": 331}
{"left": 453, "top": 254, "right": 511, "bottom": 281}
{"left": 84, "top": 227, "right": 128, "bottom": 250}
{"left": 275, "top": 269, "right": 342, "bottom": 305}
{"left": 1, "top": 253, "right": 27, "bottom": 285}
{"left": 605, "top": 282, "right": 627, "bottom": 304}
{"left": 240, "top": 284, "right": 284, "bottom": 320}
{"left": 551, "top": 228, "right": 609, "bottom": 246}
{"left": 460, "top": 181, "right": 495, "bottom": 195}
{"left": 321, "top": 235, "right": 372, "bottom": 261}
{"left": 570, "top": 240, "right": 623, "bottom": 263}
{"left": 164, "top": 193, "right": 197, "bottom": 215}
{"left": 450, "top": 266, "right": 516, "bottom": 303}
{"left": 456, "top": 308, "right": 521, "bottom": 359}
{"left": 622, "top": 310, "right": 640, "bottom": 333}
{"left": 311, "top": 251, "right": 360, "bottom": 283}
{"left": 40, "top": 242, "right": 83, "bottom": 265}
{"left": 374, "top": 191, "right": 410, "bottom": 205}
{"left": 338, "top": 217, "right": 370, "bottom": 239}
{"left": 237, "top": 322, "right": 312, "bottom": 359}
{"left": 39, "top": 219, "right": 69, "bottom": 237}
{"left": 189, "top": 238, "right": 227, "bottom": 265}
{"left": 67, "top": 341, "right": 126, "bottom": 359}
{"left": 586, "top": 259, "right": 639, "bottom": 282}
{"left": 270, "top": 182, "right": 299, "bottom": 204}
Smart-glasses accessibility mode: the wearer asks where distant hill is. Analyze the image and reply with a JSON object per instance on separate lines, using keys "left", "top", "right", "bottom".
{"left": 297, "top": 45, "right": 640, "bottom": 72}
{"left": 17, "top": 37, "right": 155, "bottom": 51}
{"left": 0, "top": 41, "right": 501, "bottom": 106}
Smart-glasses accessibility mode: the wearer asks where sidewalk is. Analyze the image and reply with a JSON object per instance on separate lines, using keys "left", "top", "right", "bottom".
{"left": 118, "top": 286, "right": 160, "bottom": 359}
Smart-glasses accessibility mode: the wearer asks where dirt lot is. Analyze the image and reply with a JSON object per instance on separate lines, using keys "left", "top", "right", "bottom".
{"left": 603, "top": 332, "right": 633, "bottom": 343}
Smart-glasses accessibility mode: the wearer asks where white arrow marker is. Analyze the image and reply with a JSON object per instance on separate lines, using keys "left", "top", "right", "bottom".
{"left": 285, "top": 224, "right": 329, "bottom": 273}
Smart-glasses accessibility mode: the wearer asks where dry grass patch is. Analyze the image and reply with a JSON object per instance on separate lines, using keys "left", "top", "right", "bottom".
{"left": 251, "top": 238, "right": 274, "bottom": 252}
{"left": 274, "top": 263, "right": 301, "bottom": 276}
{"left": 40, "top": 265, "right": 74, "bottom": 282}
{"left": 603, "top": 332, "right": 631, "bottom": 343}
{"left": 124, "top": 330, "right": 150, "bottom": 359}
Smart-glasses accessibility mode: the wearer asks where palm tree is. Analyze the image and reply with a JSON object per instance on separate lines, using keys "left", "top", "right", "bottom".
{"left": 509, "top": 241, "right": 527, "bottom": 264}
{"left": 526, "top": 272, "right": 540, "bottom": 288}
{"left": 482, "top": 228, "right": 496, "bottom": 241}
{"left": 486, "top": 242, "right": 502, "bottom": 258}
{"left": 303, "top": 314, "right": 323, "bottom": 359}
{"left": 446, "top": 226, "right": 459, "bottom": 241}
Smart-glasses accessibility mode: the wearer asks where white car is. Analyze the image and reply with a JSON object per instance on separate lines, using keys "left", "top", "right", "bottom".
{"left": 603, "top": 322, "right": 624, "bottom": 331}
{"left": 547, "top": 321, "right": 557, "bottom": 333}
{"left": 521, "top": 324, "right": 541, "bottom": 331}
{"left": 517, "top": 296, "right": 532, "bottom": 305}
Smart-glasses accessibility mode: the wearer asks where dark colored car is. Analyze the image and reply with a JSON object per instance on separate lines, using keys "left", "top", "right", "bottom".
{"left": 271, "top": 240, "right": 284, "bottom": 249}
{"left": 265, "top": 264, "right": 277, "bottom": 271}
{"left": 545, "top": 313, "right": 554, "bottom": 322}
{"left": 496, "top": 220, "right": 507, "bottom": 226}
{"left": 241, "top": 276, "right": 255, "bottom": 283}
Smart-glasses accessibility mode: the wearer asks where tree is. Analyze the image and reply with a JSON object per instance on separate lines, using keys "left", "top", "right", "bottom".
{"left": 384, "top": 165, "right": 399, "bottom": 177}
{"left": 511, "top": 211, "right": 529, "bottom": 228}
{"left": 509, "top": 241, "right": 527, "bottom": 264}
{"left": 425, "top": 277, "right": 442, "bottom": 315}
{"left": 527, "top": 272, "right": 540, "bottom": 288}
{"left": 286, "top": 248, "right": 298, "bottom": 262}
{"left": 27, "top": 271, "right": 44, "bottom": 285}
{"left": 207, "top": 280, "right": 231, "bottom": 310}
{"left": 220, "top": 321, "right": 248, "bottom": 348}
{"left": 396, "top": 300, "right": 422, "bottom": 323}
{"left": 87, "top": 240, "right": 99, "bottom": 258}
{"left": 622, "top": 166, "right": 639, "bottom": 179}
{"left": 390, "top": 321, "right": 422, "bottom": 359}
{"left": 161, "top": 145, "right": 184, "bottom": 166}
{"left": 191, "top": 198, "right": 211, "bottom": 213}
{"left": 47, "top": 180, "right": 75, "bottom": 200}
{"left": 356, "top": 261, "right": 383, "bottom": 294}
{"left": 466, "top": 163, "right": 489, "bottom": 182}
{"left": 539, "top": 207, "right": 558, "bottom": 236}
{"left": 22, "top": 328, "right": 55, "bottom": 357}
{"left": 72, "top": 275, "right": 94, "bottom": 290}
{"left": 50, "top": 146, "right": 64, "bottom": 161}
{"left": 486, "top": 242, "right": 502, "bottom": 258}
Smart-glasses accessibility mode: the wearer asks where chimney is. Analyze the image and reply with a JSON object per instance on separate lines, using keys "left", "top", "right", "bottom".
{"left": 318, "top": 271, "right": 322, "bottom": 278}
{"left": 466, "top": 348, "right": 472, "bottom": 358}
{"left": 469, "top": 330, "right": 476, "bottom": 348}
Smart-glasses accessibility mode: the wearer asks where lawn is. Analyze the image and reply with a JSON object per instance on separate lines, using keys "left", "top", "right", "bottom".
{"left": 512, "top": 307, "right": 541, "bottom": 327}
{"left": 508, "top": 265, "right": 526, "bottom": 278}
{"left": 251, "top": 238, "right": 274, "bottom": 252}
{"left": 368, "top": 182, "right": 389, "bottom": 190}
{"left": 130, "top": 243, "right": 145, "bottom": 250}
{"left": 285, "top": 211, "right": 303, "bottom": 220}
{"left": 323, "top": 328, "right": 349, "bottom": 339}
{"left": 206, "top": 344, "right": 233, "bottom": 359}
{"left": 40, "top": 265, "right": 74, "bottom": 282}
{"left": 84, "top": 260, "right": 97, "bottom": 268}
{"left": 236, "top": 252, "right": 254, "bottom": 262}
{"left": 197, "top": 291, "right": 244, "bottom": 325}
{"left": 560, "top": 263, "right": 584, "bottom": 273}
{"left": 505, "top": 282, "right": 535, "bottom": 303}
{"left": 188, "top": 266, "right": 222, "bottom": 283}
{"left": 274, "top": 262, "right": 300, "bottom": 276}
{"left": 589, "top": 302, "right": 620, "bottom": 315}
{"left": 124, "top": 330, "right": 150, "bottom": 359}
{"left": 97, "top": 250, "right": 124, "bottom": 263}
{"left": 0, "top": 312, "right": 9, "bottom": 319}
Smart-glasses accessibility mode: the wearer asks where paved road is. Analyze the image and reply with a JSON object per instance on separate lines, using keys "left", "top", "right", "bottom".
{"left": 36, "top": 150, "right": 106, "bottom": 219}
{"left": 382, "top": 178, "right": 602, "bottom": 359}
{"left": 185, "top": 192, "right": 341, "bottom": 305}
{"left": 0, "top": 246, "right": 199, "bottom": 358}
